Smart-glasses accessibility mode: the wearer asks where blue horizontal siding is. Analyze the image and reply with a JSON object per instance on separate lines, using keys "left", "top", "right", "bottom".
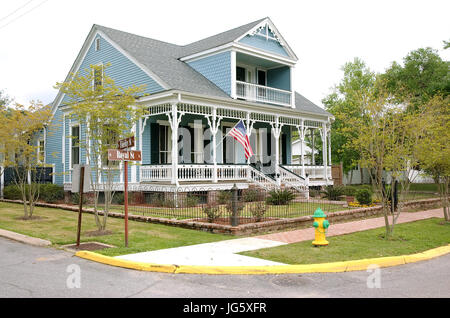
{"left": 61, "top": 34, "right": 164, "bottom": 105}
{"left": 187, "top": 51, "right": 231, "bottom": 96}
{"left": 45, "top": 109, "right": 64, "bottom": 185}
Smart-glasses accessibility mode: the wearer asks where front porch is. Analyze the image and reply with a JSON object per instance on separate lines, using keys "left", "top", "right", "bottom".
{"left": 133, "top": 93, "right": 333, "bottom": 193}
{"left": 63, "top": 92, "right": 333, "bottom": 193}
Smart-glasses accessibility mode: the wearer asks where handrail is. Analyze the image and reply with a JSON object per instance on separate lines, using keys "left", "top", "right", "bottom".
{"left": 279, "top": 165, "right": 305, "bottom": 180}
{"left": 247, "top": 165, "right": 279, "bottom": 190}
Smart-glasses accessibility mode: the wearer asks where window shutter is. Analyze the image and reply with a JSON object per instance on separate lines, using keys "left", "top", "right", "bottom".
{"left": 150, "top": 123, "right": 160, "bottom": 164}
{"left": 282, "top": 133, "right": 287, "bottom": 165}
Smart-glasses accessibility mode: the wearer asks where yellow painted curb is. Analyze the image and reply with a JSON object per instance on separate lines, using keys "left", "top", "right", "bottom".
{"left": 75, "top": 244, "right": 450, "bottom": 275}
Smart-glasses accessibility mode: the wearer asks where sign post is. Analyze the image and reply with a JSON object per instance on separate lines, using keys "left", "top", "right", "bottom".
{"left": 72, "top": 164, "right": 91, "bottom": 247}
{"left": 108, "top": 136, "right": 140, "bottom": 248}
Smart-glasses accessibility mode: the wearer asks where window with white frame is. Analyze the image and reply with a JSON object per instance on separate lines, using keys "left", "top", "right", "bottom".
{"left": 71, "top": 125, "right": 80, "bottom": 168}
{"left": 159, "top": 124, "right": 172, "bottom": 164}
{"left": 38, "top": 139, "right": 45, "bottom": 163}
{"left": 95, "top": 38, "right": 100, "bottom": 51}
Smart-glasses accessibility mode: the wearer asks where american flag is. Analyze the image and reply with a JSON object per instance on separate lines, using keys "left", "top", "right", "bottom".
{"left": 228, "top": 120, "right": 254, "bottom": 159}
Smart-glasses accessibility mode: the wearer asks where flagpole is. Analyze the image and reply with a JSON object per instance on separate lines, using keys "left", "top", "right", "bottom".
{"left": 214, "top": 120, "right": 253, "bottom": 163}
{"left": 214, "top": 120, "right": 238, "bottom": 149}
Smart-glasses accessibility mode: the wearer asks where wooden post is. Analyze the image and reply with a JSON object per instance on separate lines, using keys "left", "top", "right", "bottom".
{"left": 76, "top": 166, "right": 85, "bottom": 247}
{"left": 124, "top": 160, "right": 128, "bottom": 247}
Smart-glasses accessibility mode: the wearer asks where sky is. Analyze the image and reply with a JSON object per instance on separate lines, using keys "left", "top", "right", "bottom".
{"left": 0, "top": 0, "right": 449, "bottom": 108}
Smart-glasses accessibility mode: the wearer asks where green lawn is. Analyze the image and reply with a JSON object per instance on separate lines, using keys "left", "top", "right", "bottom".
{"left": 241, "top": 218, "right": 450, "bottom": 264}
{"left": 0, "top": 202, "right": 232, "bottom": 256}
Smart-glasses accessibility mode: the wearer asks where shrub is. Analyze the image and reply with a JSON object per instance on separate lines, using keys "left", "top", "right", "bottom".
{"left": 185, "top": 194, "right": 199, "bottom": 208}
{"left": 3, "top": 183, "right": 64, "bottom": 203}
{"left": 322, "top": 185, "right": 345, "bottom": 200}
{"left": 39, "top": 184, "right": 64, "bottom": 203}
{"left": 217, "top": 190, "right": 232, "bottom": 204}
{"left": 243, "top": 189, "right": 264, "bottom": 202}
{"left": 112, "top": 192, "right": 124, "bottom": 205}
{"left": 248, "top": 201, "right": 267, "bottom": 222}
{"left": 309, "top": 189, "right": 320, "bottom": 198}
{"left": 266, "top": 189, "right": 295, "bottom": 205}
{"left": 342, "top": 186, "right": 357, "bottom": 196}
{"left": 3, "top": 185, "right": 23, "bottom": 200}
{"left": 356, "top": 188, "right": 372, "bottom": 205}
{"left": 71, "top": 192, "right": 88, "bottom": 205}
{"left": 202, "top": 203, "right": 222, "bottom": 223}
{"left": 225, "top": 199, "right": 245, "bottom": 216}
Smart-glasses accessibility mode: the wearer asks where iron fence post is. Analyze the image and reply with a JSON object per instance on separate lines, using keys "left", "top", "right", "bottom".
{"left": 231, "top": 183, "right": 239, "bottom": 226}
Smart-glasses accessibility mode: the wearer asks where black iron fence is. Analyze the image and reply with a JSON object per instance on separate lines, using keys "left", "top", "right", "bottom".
{"left": 107, "top": 187, "right": 352, "bottom": 225}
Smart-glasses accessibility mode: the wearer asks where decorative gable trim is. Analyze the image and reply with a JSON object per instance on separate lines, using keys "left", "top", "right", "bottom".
{"left": 234, "top": 18, "right": 298, "bottom": 61}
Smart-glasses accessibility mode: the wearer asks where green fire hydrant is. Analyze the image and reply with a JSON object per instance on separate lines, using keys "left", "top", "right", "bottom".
{"left": 312, "top": 208, "right": 330, "bottom": 246}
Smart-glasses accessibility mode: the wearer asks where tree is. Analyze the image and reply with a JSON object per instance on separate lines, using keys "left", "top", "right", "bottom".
{"left": 0, "top": 89, "right": 12, "bottom": 110}
{"left": 382, "top": 47, "right": 450, "bottom": 111}
{"left": 322, "top": 58, "right": 376, "bottom": 182}
{"left": 415, "top": 95, "right": 450, "bottom": 222}
{"left": 55, "top": 64, "right": 145, "bottom": 232}
{"left": 346, "top": 77, "right": 425, "bottom": 239}
{"left": 0, "top": 101, "right": 52, "bottom": 219}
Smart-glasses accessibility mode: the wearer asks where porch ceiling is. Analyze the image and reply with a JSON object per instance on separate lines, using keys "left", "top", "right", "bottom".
{"left": 236, "top": 52, "right": 284, "bottom": 68}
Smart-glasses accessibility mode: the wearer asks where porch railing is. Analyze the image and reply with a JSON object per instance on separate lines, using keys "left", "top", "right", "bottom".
{"left": 217, "top": 164, "right": 248, "bottom": 181}
{"left": 178, "top": 165, "right": 213, "bottom": 181}
{"left": 140, "top": 165, "right": 172, "bottom": 181}
{"left": 236, "top": 81, "right": 292, "bottom": 107}
{"left": 139, "top": 164, "right": 331, "bottom": 185}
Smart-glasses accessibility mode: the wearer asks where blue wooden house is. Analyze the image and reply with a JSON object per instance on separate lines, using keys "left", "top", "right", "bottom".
{"left": 43, "top": 17, "right": 334, "bottom": 196}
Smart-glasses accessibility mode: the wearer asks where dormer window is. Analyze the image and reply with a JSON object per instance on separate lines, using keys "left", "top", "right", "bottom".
{"left": 95, "top": 38, "right": 100, "bottom": 51}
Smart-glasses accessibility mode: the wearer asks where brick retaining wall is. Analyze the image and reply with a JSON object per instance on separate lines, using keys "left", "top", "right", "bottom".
{"left": 0, "top": 197, "right": 443, "bottom": 236}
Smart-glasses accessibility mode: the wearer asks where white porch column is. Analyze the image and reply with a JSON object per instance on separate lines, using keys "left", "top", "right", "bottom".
{"left": 167, "top": 103, "right": 184, "bottom": 185}
{"left": 297, "top": 120, "right": 306, "bottom": 178}
{"left": 206, "top": 108, "right": 222, "bottom": 183}
{"left": 231, "top": 50, "right": 237, "bottom": 99}
{"left": 311, "top": 128, "right": 315, "bottom": 166}
{"left": 271, "top": 116, "right": 283, "bottom": 186}
{"left": 321, "top": 123, "right": 328, "bottom": 182}
{"left": 328, "top": 124, "right": 331, "bottom": 168}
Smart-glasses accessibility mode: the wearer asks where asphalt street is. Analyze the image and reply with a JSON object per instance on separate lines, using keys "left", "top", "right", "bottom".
{"left": 0, "top": 237, "right": 449, "bottom": 298}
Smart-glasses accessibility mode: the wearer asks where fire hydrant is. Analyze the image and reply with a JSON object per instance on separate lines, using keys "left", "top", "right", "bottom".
{"left": 312, "top": 208, "right": 330, "bottom": 246}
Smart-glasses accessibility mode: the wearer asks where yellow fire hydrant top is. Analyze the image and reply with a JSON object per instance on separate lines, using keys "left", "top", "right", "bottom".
{"left": 312, "top": 208, "right": 330, "bottom": 246}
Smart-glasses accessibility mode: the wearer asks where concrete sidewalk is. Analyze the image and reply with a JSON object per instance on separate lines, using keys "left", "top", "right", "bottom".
{"left": 0, "top": 229, "right": 51, "bottom": 247}
{"left": 115, "top": 209, "right": 444, "bottom": 266}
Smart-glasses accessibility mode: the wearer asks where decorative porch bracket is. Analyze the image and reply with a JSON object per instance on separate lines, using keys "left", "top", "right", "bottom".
{"left": 270, "top": 116, "right": 284, "bottom": 186}
{"left": 245, "top": 112, "right": 255, "bottom": 164}
{"left": 167, "top": 104, "right": 185, "bottom": 185}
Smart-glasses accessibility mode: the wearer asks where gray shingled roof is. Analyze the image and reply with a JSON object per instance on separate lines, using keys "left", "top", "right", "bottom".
{"left": 294, "top": 92, "right": 332, "bottom": 116}
{"left": 95, "top": 19, "right": 331, "bottom": 117}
